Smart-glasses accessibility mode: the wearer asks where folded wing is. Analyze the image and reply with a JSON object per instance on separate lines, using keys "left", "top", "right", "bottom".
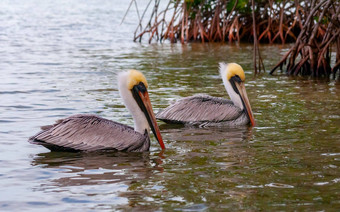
{"left": 29, "top": 114, "right": 149, "bottom": 152}
{"left": 156, "top": 94, "right": 243, "bottom": 124}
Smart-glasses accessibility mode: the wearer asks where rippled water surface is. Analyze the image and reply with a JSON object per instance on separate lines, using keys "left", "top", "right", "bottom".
{"left": 1, "top": 0, "right": 340, "bottom": 211}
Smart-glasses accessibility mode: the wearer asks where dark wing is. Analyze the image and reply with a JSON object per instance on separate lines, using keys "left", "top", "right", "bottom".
{"left": 156, "top": 94, "right": 243, "bottom": 123}
{"left": 29, "top": 114, "right": 149, "bottom": 152}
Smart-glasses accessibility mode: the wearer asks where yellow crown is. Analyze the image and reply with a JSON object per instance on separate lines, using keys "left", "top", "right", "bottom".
{"left": 226, "top": 63, "right": 245, "bottom": 81}
{"left": 127, "top": 70, "right": 148, "bottom": 90}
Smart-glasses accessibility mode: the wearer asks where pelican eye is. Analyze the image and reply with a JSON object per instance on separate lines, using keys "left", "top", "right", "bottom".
{"left": 131, "top": 82, "right": 148, "bottom": 113}
{"left": 229, "top": 75, "right": 242, "bottom": 95}
{"left": 133, "top": 82, "right": 147, "bottom": 93}
{"left": 231, "top": 75, "right": 242, "bottom": 83}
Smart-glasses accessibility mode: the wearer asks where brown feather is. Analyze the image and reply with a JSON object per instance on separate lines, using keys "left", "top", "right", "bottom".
{"left": 29, "top": 114, "right": 150, "bottom": 152}
{"left": 156, "top": 94, "right": 249, "bottom": 127}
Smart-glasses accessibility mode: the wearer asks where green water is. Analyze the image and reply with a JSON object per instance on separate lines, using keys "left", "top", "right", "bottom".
{"left": 117, "top": 44, "right": 340, "bottom": 211}
{"left": 1, "top": 1, "right": 339, "bottom": 211}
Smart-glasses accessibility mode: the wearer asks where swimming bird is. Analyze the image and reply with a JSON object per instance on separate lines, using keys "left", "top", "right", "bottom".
{"left": 156, "top": 63, "right": 255, "bottom": 127}
{"left": 29, "top": 70, "right": 165, "bottom": 152}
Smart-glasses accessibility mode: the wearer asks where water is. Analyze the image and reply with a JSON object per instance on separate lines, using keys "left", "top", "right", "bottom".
{"left": 1, "top": 0, "right": 339, "bottom": 211}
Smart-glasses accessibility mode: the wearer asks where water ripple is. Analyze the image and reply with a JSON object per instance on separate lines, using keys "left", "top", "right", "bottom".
{"left": 0, "top": 0, "right": 339, "bottom": 211}
{"left": 265, "top": 183, "right": 294, "bottom": 188}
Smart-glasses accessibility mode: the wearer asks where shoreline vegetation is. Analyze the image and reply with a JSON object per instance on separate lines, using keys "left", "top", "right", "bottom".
{"left": 127, "top": 0, "right": 339, "bottom": 78}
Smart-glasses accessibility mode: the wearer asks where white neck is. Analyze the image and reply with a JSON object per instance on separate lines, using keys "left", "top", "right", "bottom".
{"left": 219, "top": 63, "right": 244, "bottom": 110}
{"left": 118, "top": 72, "right": 150, "bottom": 134}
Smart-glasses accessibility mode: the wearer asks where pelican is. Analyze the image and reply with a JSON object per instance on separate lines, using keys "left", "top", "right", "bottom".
{"left": 156, "top": 63, "right": 256, "bottom": 127}
{"left": 29, "top": 70, "right": 165, "bottom": 152}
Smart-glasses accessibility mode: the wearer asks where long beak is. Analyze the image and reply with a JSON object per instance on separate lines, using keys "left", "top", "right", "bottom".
{"left": 235, "top": 82, "right": 256, "bottom": 126}
{"left": 136, "top": 90, "right": 165, "bottom": 149}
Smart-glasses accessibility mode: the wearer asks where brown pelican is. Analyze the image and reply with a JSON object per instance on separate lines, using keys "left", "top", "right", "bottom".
{"left": 29, "top": 70, "right": 165, "bottom": 152}
{"left": 156, "top": 63, "right": 256, "bottom": 127}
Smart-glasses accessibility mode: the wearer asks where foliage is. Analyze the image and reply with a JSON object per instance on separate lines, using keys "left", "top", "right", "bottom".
{"left": 132, "top": 0, "right": 339, "bottom": 78}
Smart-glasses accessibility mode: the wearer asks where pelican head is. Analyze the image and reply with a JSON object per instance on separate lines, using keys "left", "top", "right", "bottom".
{"left": 219, "top": 63, "right": 256, "bottom": 126}
{"left": 118, "top": 70, "right": 165, "bottom": 149}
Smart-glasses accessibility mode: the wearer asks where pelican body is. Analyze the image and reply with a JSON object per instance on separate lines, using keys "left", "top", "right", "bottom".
{"left": 156, "top": 63, "right": 255, "bottom": 127}
{"left": 29, "top": 70, "right": 165, "bottom": 152}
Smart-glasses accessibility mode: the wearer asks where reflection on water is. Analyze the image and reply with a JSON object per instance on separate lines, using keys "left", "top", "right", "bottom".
{"left": 160, "top": 124, "right": 252, "bottom": 142}
{"left": 1, "top": 0, "right": 339, "bottom": 211}
{"left": 30, "top": 151, "right": 165, "bottom": 210}
{"left": 32, "top": 152, "right": 163, "bottom": 187}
